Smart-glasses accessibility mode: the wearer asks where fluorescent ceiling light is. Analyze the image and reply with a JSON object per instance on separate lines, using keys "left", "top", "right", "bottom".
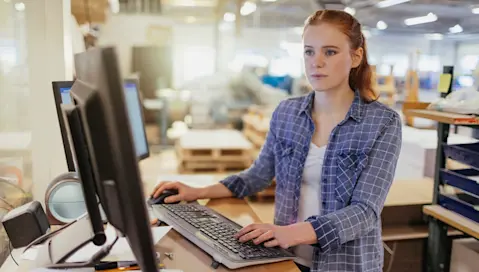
{"left": 240, "top": 1, "right": 257, "bottom": 16}
{"left": 14, "top": 2, "right": 25, "bottom": 11}
{"left": 4, "top": 0, "right": 11, "bottom": 3}
{"left": 404, "top": 12, "right": 437, "bottom": 26}
{"left": 472, "top": 7, "right": 479, "bottom": 14}
{"left": 376, "top": 0, "right": 410, "bottom": 8}
{"left": 449, "top": 24, "right": 463, "bottom": 34}
{"left": 223, "top": 12, "right": 236, "bottom": 22}
{"left": 425, "top": 33, "right": 443, "bottom": 40}
{"left": 262, "top": 0, "right": 277, "bottom": 2}
{"left": 376, "top": 20, "right": 388, "bottom": 30}
{"left": 344, "top": 7, "right": 356, "bottom": 15}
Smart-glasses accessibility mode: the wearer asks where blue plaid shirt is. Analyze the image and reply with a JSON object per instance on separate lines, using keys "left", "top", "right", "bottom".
{"left": 220, "top": 90, "right": 402, "bottom": 271}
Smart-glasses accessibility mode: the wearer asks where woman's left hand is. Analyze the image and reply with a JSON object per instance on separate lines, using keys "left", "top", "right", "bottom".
{"left": 234, "top": 222, "right": 317, "bottom": 249}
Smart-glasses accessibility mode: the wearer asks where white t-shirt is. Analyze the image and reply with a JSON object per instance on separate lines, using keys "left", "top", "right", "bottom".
{"left": 294, "top": 143, "right": 326, "bottom": 267}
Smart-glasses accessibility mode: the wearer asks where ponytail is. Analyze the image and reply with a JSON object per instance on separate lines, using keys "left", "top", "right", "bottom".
{"left": 349, "top": 34, "right": 377, "bottom": 102}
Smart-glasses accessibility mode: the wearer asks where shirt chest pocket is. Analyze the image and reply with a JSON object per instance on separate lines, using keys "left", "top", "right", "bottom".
{"left": 273, "top": 142, "right": 294, "bottom": 186}
{"left": 334, "top": 151, "right": 368, "bottom": 205}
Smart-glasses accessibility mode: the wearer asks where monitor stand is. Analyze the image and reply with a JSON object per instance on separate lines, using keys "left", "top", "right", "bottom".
{"left": 34, "top": 214, "right": 112, "bottom": 269}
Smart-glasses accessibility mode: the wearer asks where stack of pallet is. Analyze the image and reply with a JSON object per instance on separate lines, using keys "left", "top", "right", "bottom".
{"left": 176, "top": 129, "right": 253, "bottom": 173}
{"left": 242, "top": 105, "right": 272, "bottom": 157}
{"left": 241, "top": 106, "right": 276, "bottom": 200}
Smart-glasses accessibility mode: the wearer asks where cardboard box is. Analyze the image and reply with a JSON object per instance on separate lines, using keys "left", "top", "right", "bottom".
{"left": 450, "top": 238, "right": 479, "bottom": 272}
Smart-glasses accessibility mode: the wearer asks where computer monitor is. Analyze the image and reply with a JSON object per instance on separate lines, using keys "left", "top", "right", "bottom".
{"left": 52, "top": 79, "right": 149, "bottom": 171}
{"left": 71, "top": 46, "right": 157, "bottom": 271}
{"left": 52, "top": 81, "right": 76, "bottom": 171}
{"left": 123, "top": 79, "right": 149, "bottom": 160}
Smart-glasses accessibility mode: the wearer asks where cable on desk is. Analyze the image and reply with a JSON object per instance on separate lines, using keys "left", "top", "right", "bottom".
{"left": 10, "top": 241, "right": 18, "bottom": 266}
{"left": 22, "top": 219, "right": 78, "bottom": 254}
{"left": 383, "top": 241, "right": 397, "bottom": 272}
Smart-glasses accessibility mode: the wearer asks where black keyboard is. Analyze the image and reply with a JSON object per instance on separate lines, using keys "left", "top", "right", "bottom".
{"left": 157, "top": 203, "right": 295, "bottom": 266}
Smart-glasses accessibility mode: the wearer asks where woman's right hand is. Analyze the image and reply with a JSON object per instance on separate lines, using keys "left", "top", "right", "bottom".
{"left": 150, "top": 181, "right": 204, "bottom": 204}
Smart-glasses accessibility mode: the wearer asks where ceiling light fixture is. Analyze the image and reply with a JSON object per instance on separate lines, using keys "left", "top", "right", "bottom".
{"left": 376, "top": 21, "right": 388, "bottom": 30}
{"left": 262, "top": 0, "right": 277, "bottom": 2}
{"left": 404, "top": 12, "right": 437, "bottom": 26}
{"left": 223, "top": 12, "right": 236, "bottom": 22}
{"left": 240, "top": 1, "right": 257, "bottom": 16}
{"left": 344, "top": 7, "right": 356, "bottom": 15}
{"left": 376, "top": 0, "right": 410, "bottom": 8}
{"left": 14, "top": 2, "right": 25, "bottom": 11}
{"left": 449, "top": 24, "right": 463, "bottom": 34}
{"left": 425, "top": 33, "right": 443, "bottom": 40}
{"left": 472, "top": 7, "right": 479, "bottom": 14}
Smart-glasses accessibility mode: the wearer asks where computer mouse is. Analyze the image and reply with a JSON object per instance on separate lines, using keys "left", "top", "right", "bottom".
{"left": 148, "top": 189, "right": 180, "bottom": 205}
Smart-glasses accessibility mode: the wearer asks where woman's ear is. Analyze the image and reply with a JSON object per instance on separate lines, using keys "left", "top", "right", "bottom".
{"left": 351, "top": 47, "right": 364, "bottom": 68}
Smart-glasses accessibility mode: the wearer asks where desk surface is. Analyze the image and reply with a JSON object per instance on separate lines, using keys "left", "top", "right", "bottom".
{"left": 2, "top": 198, "right": 299, "bottom": 272}
{"left": 423, "top": 205, "right": 479, "bottom": 239}
{"left": 405, "top": 109, "right": 479, "bottom": 125}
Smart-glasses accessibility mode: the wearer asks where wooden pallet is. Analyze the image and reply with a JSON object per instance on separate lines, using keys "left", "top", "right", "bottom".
{"left": 178, "top": 160, "right": 251, "bottom": 173}
{"left": 176, "top": 143, "right": 251, "bottom": 162}
{"left": 242, "top": 107, "right": 271, "bottom": 152}
{"left": 176, "top": 129, "right": 253, "bottom": 173}
{"left": 177, "top": 129, "right": 253, "bottom": 160}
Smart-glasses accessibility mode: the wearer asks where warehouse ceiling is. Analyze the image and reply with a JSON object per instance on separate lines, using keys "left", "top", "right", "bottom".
{"left": 79, "top": 0, "right": 479, "bottom": 38}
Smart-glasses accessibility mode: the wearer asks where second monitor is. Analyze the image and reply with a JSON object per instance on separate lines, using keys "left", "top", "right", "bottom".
{"left": 52, "top": 79, "right": 149, "bottom": 172}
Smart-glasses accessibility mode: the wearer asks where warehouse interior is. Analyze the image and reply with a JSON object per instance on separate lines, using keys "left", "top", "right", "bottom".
{"left": 1, "top": 0, "right": 479, "bottom": 271}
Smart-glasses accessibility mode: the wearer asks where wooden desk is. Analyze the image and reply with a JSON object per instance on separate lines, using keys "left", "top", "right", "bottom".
{"left": 405, "top": 109, "right": 479, "bottom": 125}
{"left": 423, "top": 205, "right": 479, "bottom": 239}
{"left": 2, "top": 198, "right": 299, "bottom": 272}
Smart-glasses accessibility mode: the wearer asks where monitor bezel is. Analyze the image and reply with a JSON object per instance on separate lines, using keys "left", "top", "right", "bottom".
{"left": 52, "top": 81, "right": 75, "bottom": 172}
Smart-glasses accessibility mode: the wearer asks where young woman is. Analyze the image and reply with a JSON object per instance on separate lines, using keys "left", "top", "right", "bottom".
{"left": 151, "top": 10, "right": 402, "bottom": 272}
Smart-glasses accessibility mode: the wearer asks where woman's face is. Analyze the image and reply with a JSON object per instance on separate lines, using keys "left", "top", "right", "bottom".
{"left": 303, "top": 23, "right": 362, "bottom": 92}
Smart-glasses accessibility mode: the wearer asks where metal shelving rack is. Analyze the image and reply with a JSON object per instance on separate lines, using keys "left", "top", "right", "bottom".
{"left": 406, "top": 66, "right": 479, "bottom": 272}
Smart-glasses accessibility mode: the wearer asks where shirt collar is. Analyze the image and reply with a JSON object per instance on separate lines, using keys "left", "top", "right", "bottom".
{"left": 299, "top": 89, "right": 363, "bottom": 122}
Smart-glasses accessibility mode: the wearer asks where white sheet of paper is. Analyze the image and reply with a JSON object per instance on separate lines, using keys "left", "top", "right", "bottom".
{"left": 22, "top": 225, "right": 172, "bottom": 263}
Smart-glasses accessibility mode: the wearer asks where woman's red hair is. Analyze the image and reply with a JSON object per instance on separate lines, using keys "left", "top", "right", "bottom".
{"left": 304, "top": 10, "right": 377, "bottom": 102}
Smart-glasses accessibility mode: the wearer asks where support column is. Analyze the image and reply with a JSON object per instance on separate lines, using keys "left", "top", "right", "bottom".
{"left": 214, "top": 0, "right": 225, "bottom": 72}
{"left": 25, "top": 0, "right": 73, "bottom": 207}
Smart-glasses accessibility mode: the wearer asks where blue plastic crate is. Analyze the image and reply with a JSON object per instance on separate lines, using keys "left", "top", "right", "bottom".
{"left": 443, "top": 142, "right": 479, "bottom": 169}
{"left": 440, "top": 168, "right": 479, "bottom": 197}
{"left": 438, "top": 194, "right": 479, "bottom": 223}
